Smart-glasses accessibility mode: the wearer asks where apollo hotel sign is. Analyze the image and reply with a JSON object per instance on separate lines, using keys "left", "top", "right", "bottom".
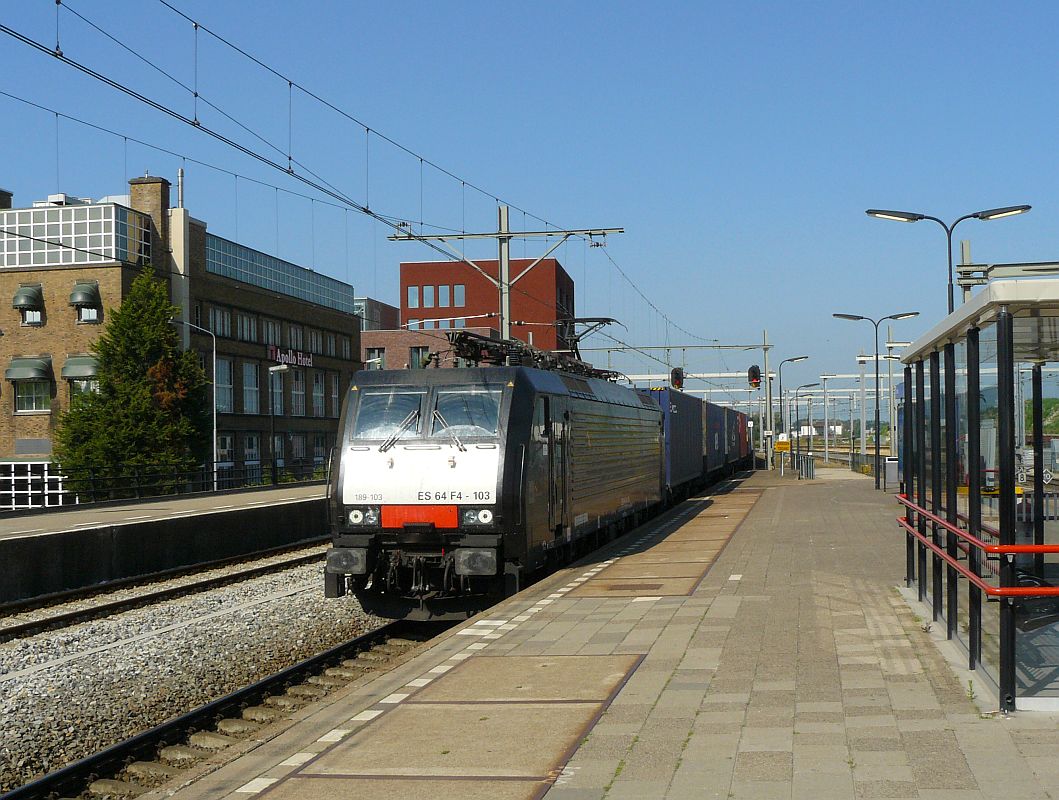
{"left": 267, "top": 344, "right": 313, "bottom": 367}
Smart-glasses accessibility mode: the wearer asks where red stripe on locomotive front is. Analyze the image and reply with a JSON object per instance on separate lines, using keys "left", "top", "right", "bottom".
{"left": 381, "top": 505, "right": 459, "bottom": 529}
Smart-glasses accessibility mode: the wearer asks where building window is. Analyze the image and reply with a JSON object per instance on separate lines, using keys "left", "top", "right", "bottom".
{"left": 366, "top": 347, "right": 385, "bottom": 369}
{"left": 454, "top": 284, "right": 465, "bottom": 307}
{"left": 244, "top": 433, "right": 260, "bottom": 463}
{"left": 312, "top": 371, "right": 325, "bottom": 417}
{"left": 262, "top": 319, "right": 281, "bottom": 346}
{"left": 243, "top": 362, "right": 260, "bottom": 414}
{"left": 217, "top": 433, "right": 234, "bottom": 464}
{"left": 454, "top": 317, "right": 465, "bottom": 329}
{"left": 288, "top": 325, "right": 303, "bottom": 350}
{"left": 70, "top": 379, "right": 99, "bottom": 400}
{"left": 407, "top": 319, "right": 420, "bottom": 331}
{"left": 77, "top": 306, "right": 99, "bottom": 323}
{"left": 15, "top": 381, "right": 50, "bottom": 412}
{"left": 410, "top": 346, "right": 430, "bottom": 369}
{"left": 313, "top": 433, "right": 327, "bottom": 461}
{"left": 439, "top": 285, "right": 450, "bottom": 307}
{"left": 216, "top": 358, "right": 233, "bottom": 413}
{"left": 209, "top": 306, "right": 231, "bottom": 338}
{"left": 423, "top": 285, "right": 435, "bottom": 308}
{"left": 438, "top": 319, "right": 450, "bottom": 329}
{"left": 237, "top": 313, "right": 257, "bottom": 343}
{"left": 291, "top": 369, "right": 306, "bottom": 416}
{"left": 423, "top": 319, "right": 435, "bottom": 330}
{"left": 331, "top": 373, "right": 339, "bottom": 416}
{"left": 326, "top": 333, "right": 336, "bottom": 357}
{"left": 342, "top": 337, "right": 351, "bottom": 360}
{"left": 309, "top": 329, "right": 323, "bottom": 354}
{"left": 291, "top": 433, "right": 306, "bottom": 459}
{"left": 20, "top": 309, "right": 42, "bottom": 326}
{"left": 269, "top": 370, "right": 284, "bottom": 415}
{"left": 272, "top": 433, "right": 284, "bottom": 465}
{"left": 407, "top": 285, "right": 419, "bottom": 309}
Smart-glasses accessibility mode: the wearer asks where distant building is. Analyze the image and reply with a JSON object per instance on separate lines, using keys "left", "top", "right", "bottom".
{"left": 0, "top": 175, "right": 361, "bottom": 506}
{"left": 353, "top": 296, "right": 399, "bottom": 331}
{"left": 400, "top": 258, "right": 575, "bottom": 352}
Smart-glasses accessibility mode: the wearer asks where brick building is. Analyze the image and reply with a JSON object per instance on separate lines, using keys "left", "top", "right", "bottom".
{"left": 361, "top": 326, "right": 500, "bottom": 370}
{"left": 399, "top": 258, "right": 575, "bottom": 351}
{"left": 0, "top": 175, "right": 364, "bottom": 498}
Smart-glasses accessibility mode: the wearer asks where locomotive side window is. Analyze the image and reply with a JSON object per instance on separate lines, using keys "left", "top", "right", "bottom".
{"left": 352, "top": 390, "right": 425, "bottom": 439}
{"left": 430, "top": 388, "right": 502, "bottom": 437}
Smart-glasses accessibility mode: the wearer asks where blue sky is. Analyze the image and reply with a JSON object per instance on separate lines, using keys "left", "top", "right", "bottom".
{"left": 2, "top": 1, "right": 1057, "bottom": 407}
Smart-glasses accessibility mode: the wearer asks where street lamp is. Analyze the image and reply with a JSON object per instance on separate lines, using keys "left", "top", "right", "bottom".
{"left": 833, "top": 312, "right": 919, "bottom": 489}
{"left": 866, "top": 205, "right": 1031, "bottom": 314}
{"left": 794, "top": 382, "right": 819, "bottom": 478}
{"left": 172, "top": 318, "right": 217, "bottom": 492}
{"left": 777, "top": 355, "right": 808, "bottom": 438}
{"left": 819, "top": 374, "right": 836, "bottom": 463}
{"left": 268, "top": 363, "right": 290, "bottom": 485}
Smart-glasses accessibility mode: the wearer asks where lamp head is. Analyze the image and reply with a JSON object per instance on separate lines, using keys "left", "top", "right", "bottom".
{"left": 788, "top": 355, "right": 808, "bottom": 363}
{"left": 268, "top": 363, "right": 290, "bottom": 374}
{"left": 866, "top": 209, "right": 924, "bottom": 223}
{"left": 833, "top": 313, "right": 865, "bottom": 321}
{"left": 888, "top": 311, "right": 919, "bottom": 321}
{"left": 975, "top": 204, "right": 1031, "bottom": 221}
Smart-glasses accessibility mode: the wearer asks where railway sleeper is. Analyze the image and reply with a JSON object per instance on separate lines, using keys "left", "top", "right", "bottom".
{"left": 125, "top": 760, "right": 175, "bottom": 784}
{"left": 242, "top": 705, "right": 283, "bottom": 723}
{"left": 286, "top": 683, "right": 328, "bottom": 699}
{"left": 88, "top": 777, "right": 144, "bottom": 798}
{"left": 217, "top": 717, "right": 260, "bottom": 736}
{"left": 263, "top": 693, "right": 304, "bottom": 709}
{"left": 159, "top": 744, "right": 206, "bottom": 767}
{"left": 189, "top": 730, "right": 238, "bottom": 750}
{"left": 308, "top": 673, "right": 350, "bottom": 688}
{"left": 327, "top": 665, "right": 366, "bottom": 678}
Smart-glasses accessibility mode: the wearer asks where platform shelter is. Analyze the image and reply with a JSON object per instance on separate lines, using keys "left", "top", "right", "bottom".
{"left": 901, "top": 275, "right": 1059, "bottom": 711}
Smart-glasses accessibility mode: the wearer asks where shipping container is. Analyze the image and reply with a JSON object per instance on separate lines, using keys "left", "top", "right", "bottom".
{"left": 649, "top": 388, "right": 704, "bottom": 497}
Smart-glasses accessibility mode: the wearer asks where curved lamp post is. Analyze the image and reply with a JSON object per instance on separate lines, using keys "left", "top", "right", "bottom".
{"left": 833, "top": 312, "right": 919, "bottom": 489}
{"left": 172, "top": 318, "right": 217, "bottom": 491}
{"left": 866, "top": 206, "right": 1030, "bottom": 314}
{"left": 777, "top": 355, "right": 808, "bottom": 438}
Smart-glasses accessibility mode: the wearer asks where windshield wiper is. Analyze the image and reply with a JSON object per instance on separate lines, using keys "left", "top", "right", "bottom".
{"left": 433, "top": 409, "right": 466, "bottom": 451}
{"left": 379, "top": 409, "right": 419, "bottom": 452}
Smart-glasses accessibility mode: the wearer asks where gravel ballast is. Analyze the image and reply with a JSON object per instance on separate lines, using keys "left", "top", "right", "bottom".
{"left": 0, "top": 563, "right": 385, "bottom": 792}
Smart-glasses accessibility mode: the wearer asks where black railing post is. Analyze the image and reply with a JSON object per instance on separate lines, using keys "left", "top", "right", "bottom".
{"left": 904, "top": 365, "right": 915, "bottom": 588}
{"left": 997, "top": 308, "right": 1017, "bottom": 712}
{"left": 930, "top": 350, "right": 943, "bottom": 621}
{"left": 967, "top": 327, "right": 982, "bottom": 670}
{"left": 945, "top": 343, "right": 958, "bottom": 640}
{"left": 916, "top": 359, "right": 928, "bottom": 603}
{"left": 1033, "top": 363, "right": 1045, "bottom": 578}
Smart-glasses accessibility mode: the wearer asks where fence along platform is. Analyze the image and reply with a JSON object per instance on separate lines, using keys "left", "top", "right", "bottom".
{"left": 900, "top": 274, "right": 1059, "bottom": 711}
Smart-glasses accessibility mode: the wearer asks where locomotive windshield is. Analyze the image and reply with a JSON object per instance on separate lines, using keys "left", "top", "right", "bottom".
{"left": 352, "top": 389, "right": 425, "bottom": 440}
{"left": 429, "top": 388, "right": 502, "bottom": 438}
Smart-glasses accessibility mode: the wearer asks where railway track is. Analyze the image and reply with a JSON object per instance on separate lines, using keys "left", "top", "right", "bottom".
{"left": 1, "top": 619, "right": 437, "bottom": 800}
{"left": 0, "top": 542, "right": 328, "bottom": 642}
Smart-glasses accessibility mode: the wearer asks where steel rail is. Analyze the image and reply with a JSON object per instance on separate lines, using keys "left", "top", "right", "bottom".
{"left": 0, "top": 620, "right": 404, "bottom": 800}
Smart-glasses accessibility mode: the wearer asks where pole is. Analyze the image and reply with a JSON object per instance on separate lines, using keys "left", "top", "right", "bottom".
{"left": 498, "top": 205, "right": 511, "bottom": 340}
{"left": 763, "top": 329, "right": 772, "bottom": 469}
{"left": 859, "top": 357, "right": 867, "bottom": 468}
{"left": 887, "top": 324, "right": 895, "bottom": 459}
{"left": 269, "top": 371, "right": 277, "bottom": 485}
{"left": 874, "top": 324, "right": 882, "bottom": 489}
{"left": 823, "top": 377, "right": 830, "bottom": 463}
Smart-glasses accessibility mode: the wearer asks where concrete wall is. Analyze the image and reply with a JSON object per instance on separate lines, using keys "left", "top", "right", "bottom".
{"left": 0, "top": 498, "right": 327, "bottom": 603}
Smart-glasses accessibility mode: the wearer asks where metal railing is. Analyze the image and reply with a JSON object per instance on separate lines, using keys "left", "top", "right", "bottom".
{"left": 1, "top": 459, "right": 326, "bottom": 511}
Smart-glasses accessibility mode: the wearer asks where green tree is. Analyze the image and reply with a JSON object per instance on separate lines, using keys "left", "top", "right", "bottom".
{"left": 54, "top": 267, "right": 210, "bottom": 497}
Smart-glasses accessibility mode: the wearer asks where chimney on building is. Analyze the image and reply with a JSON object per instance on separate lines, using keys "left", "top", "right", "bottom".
{"left": 0, "top": 189, "right": 12, "bottom": 210}
{"left": 129, "top": 175, "right": 171, "bottom": 264}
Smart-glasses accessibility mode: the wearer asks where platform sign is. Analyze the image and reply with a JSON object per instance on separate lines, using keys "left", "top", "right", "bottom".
{"left": 774, "top": 441, "right": 791, "bottom": 452}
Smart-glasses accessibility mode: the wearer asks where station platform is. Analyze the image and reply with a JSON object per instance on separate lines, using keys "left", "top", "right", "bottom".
{"left": 0, "top": 484, "right": 326, "bottom": 603}
{"left": 150, "top": 468, "right": 1059, "bottom": 800}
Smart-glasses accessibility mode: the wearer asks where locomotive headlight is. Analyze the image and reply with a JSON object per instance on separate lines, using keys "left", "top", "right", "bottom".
{"left": 326, "top": 547, "right": 367, "bottom": 575}
{"left": 461, "top": 507, "right": 496, "bottom": 527}
{"left": 346, "top": 506, "right": 380, "bottom": 527}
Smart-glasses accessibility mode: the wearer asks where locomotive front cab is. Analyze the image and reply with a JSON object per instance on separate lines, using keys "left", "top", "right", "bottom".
{"left": 326, "top": 373, "right": 513, "bottom": 618}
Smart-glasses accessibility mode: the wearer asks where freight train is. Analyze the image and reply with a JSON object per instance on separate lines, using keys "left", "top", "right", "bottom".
{"left": 325, "top": 333, "right": 752, "bottom": 620}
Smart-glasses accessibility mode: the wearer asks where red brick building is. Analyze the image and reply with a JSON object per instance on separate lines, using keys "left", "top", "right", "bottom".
{"left": 399, "top": 258, "right": 575, "bottom": 352}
